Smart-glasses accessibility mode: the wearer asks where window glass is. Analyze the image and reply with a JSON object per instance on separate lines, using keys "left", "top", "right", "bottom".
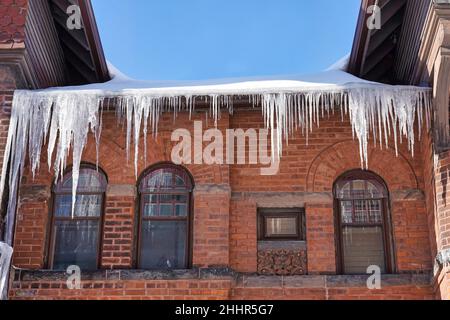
{"left": 52, "top": 220, "right": 99, "bottom": 271}
{"left": 335, "top": 171, "right": 390, "bottom": 274}
{"left": 139, "top": 165, "right": 192, "bottom": 270}
{"left": 342, "top": 226, "right": 386, "bottom": 274}
{"left": 51, "top": 167, "right": 106, "bottom": 271}
{"left": 265, "top": 217, "right": 298, "bottom": 237}
{"left": 140, "top": 221, "right": 187, "bottom": 269}
{"left": 258, "top": 210, "right": 305, "bottom": 241}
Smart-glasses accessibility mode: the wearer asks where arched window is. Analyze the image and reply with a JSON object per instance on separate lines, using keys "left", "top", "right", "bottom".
{"left": 334, "top": 170, "right": 393, "bottom": 274}
{"left": 49, "top": 166, "right": 107, "bottom": 271}
{"left": 138, "top": 164, "right": 193, "bottom": 270}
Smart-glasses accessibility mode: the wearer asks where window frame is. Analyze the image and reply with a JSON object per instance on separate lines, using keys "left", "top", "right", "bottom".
{"left": 334, "top": 170, "right": 395, "bottom": 275}
{"left": 47, "top": 165, "right": 107, "bottom": 271}
{"left": 136, "top": 163, "right": 194, "bottom": 270}
{"left": 257, "top": 208, "right": 306, "bottom": 242}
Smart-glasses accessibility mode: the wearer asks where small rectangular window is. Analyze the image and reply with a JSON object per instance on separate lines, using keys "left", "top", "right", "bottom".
{"left": 258, "top": 209, "right": 306, "bottom": 241}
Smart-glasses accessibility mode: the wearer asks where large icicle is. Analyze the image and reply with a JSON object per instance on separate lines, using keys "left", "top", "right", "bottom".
{"left": 0, "top": 242, "right": 13, "bottom": 300}
{"left": 0, "top": 92, "right": 102, "bottom": 243}
{"left": 0, "top": 76, "right": 431, "bottom": 246}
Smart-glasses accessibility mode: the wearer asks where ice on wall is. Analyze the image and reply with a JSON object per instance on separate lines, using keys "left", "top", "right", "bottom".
{"left": 0, "top": 69, "right": 431, "bottom": 245}
{"left": 0, "top": 242, "right": 13, "bottom": 300}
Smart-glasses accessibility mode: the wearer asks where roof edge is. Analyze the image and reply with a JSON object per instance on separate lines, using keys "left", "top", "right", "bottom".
{"left": 348, "top": 0, "right": 377, "bottom": 76}
{"left": 77, "top": 0, "right": 110, "bottom": 82}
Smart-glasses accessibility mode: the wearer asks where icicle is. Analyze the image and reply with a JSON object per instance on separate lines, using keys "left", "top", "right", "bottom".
{"left": 0, "top": 242, "right": 13, "bottom": 300}
{"left": 0, "top": 84, "right": 431, "bottom": 243}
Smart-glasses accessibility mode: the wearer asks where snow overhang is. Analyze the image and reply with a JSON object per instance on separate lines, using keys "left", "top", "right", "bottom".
{"left": 0, "top": 65, "right": 432, "bottom": 245}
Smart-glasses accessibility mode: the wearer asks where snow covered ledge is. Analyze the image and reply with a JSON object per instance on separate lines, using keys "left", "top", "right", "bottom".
{"left": 0, "top": 65, "right": 431, "bottom": 245}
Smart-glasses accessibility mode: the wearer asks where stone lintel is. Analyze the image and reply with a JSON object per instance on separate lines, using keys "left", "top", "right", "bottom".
{"left": 13, "top": 268, "right": 431, "bottom": 289}
{"left": 232, "top": 192, "right": 332, "bottom": 207}
{"left": 106, "top": 184, "right": 136, "bottom": 197}
{"left": 231, "top": 189, "right": 425, "bottom": 207}
{"left": 194, "top": 184, "right": 231, "bottom": 195}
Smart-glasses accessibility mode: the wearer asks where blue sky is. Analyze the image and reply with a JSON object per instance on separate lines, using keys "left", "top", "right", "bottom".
{"left": 92, "top": 0, "right": 361, "bottom": 80}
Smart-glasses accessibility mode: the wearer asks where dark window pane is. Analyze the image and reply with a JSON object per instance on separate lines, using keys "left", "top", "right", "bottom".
{"left": 142, "top": 194, "right": 188, "bottom": 217}
{"left": 142, "top": 195, "right": 159, "bottom": 217}
{"left": 175, "top": 175, "right": 185, "bottom": 187}
{"left": 160, "top": 194, "right": 174, "bottom": 203}
{"left": 140, "top": 221, "right": 187, "bottom": 269}
{"left": 175, "top": 194, "right": 187, "bottom": 202}
{"left": 52, "top": 220, "right": 99, "bottom": 271}
{"left": 342, "top": 226, "right": 386, "bottom": 274}
{"left": 143, "top": 203, "right": 158, "bottom": 217}
{"left": 340, "top": 201, "right": 353, "bottom": 224}
{"left": 354, "top": 200, "right": 370, "bottom": 224}
{"left": 55, "top": 195, "right": 102, "bottom": 218}
{"left": 175, "top": 204, "right": 188, "bottom": 217}
{"left": 145, "top": 194, "right": 158, "bottom": 203}
{"left": 159, "top": 204, "right": 173, "bottom": 216}
{"left": 369, "top": 200, "right": 383, "bottom": 223}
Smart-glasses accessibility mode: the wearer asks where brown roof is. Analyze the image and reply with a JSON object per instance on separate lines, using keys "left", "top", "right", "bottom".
{"left": 49, "top": 0, "right": 109, "bottom": 85}
{"left": 348, "top": 0, "right": 432, "bottom": 85}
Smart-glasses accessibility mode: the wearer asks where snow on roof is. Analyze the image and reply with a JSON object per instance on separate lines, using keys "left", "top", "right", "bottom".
{"left": 26, "top": 60, "right": 384, "bottom": 97}
{"left": 326, "top": 53, "right": 350, "bottom": 72}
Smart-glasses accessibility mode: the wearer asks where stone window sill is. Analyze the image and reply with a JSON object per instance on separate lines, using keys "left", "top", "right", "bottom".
{"left": 13, "top": 267, "right": 235, "bottom": 282}
{"left": 236, "top": 273, "right": 432, "bottom": 288}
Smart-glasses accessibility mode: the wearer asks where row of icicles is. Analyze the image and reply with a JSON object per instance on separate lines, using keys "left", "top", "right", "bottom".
{"left": 0, "top": 86, "right": 432, "bottom": 244}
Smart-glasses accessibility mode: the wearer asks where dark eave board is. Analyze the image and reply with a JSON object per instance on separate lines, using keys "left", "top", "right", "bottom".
{"left": 349, "top": 0, "right": 432, "bottom": 85}
{"left": 48, "top": 0, "right": 109, "bottom": 85}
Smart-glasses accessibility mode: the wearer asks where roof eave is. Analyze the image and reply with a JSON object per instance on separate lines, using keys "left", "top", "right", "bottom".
{"left": 77, "top": 0, "right": 110, "bottom": 82}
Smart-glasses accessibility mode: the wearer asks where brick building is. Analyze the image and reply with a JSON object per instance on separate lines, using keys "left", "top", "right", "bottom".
{"left": 0, "top": 0, "right": 449, "bottom": 300}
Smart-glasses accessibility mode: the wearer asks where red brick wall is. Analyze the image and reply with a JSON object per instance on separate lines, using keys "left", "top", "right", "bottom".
{"left": 11, "top": 112, "right": 232, "bottom": 270}
{"left": 419, "top": 123, "right": 450, "bottom": 299}
{"left": 193, "top": 186, "right": 230, "bottom": 267}
{"left": 391, "top": 200, "right": 432, "bottom": 271}
{"left": 11, "top": 277, "right": 433, "bottom": 301}
{"left": 430, "top": 148, "right": 450, "bottom": 299}
{"left": 305, "top": 204, "right": 336, "bottom": 274}
{"left": 435, "top": 150, "right": 450, "bottom": 251}
{"left": 9, "top": 271, "right": 432, "bottom": 301}
{"left": 421, "top": 129, "right": 439, "bottom": 259}
{"left": 13, "top": 185, "right": 49, "bottom": 268}
{"left": 229, "top": 197, "right": 257, "bottom": 273}
{"left": 0, "top": 0, "right": 442, "bottom": 301}
{"left": 226, "top": 111, "right": 432, "bottom": 278}
{"left": 7, "top": 109, "right": 436, "bottom": 300}
{"left": 101, "top": 195, "right": 135, "bottom": 269}
{"left": 10, "top": 278, "right": 232, "bottom": 300}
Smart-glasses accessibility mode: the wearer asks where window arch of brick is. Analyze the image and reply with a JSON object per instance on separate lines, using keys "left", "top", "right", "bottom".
{"left": 48, "top": 164, "right": 107, "bottom": 271}
{"left": 137, "top": 163, "right": 194, "bottom": 270}
{"left": 334, "top": 170, "right": 395, "bottom": 275}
